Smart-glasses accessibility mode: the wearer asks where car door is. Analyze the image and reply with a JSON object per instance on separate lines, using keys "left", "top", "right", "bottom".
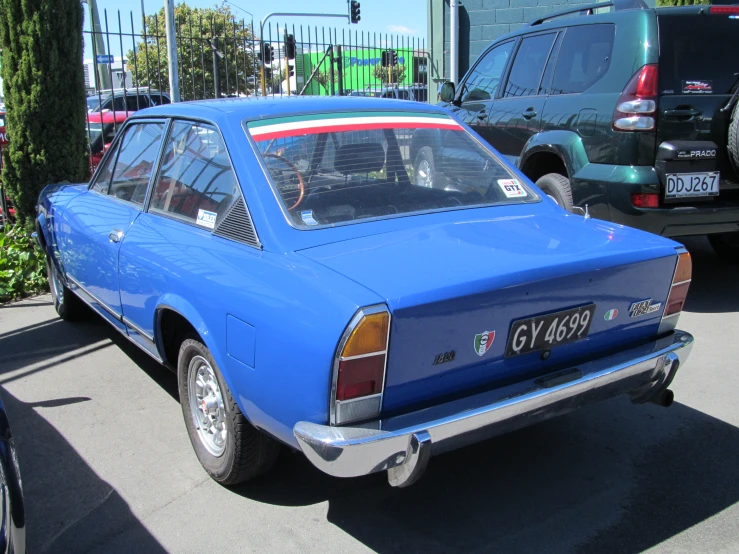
{"left": 57, "top": 120, "right": 166, "bottom": 329}
{"left": 118, "top": 119, "right": 250, "bottom": 356}
{"left": 451, "top": 40, "right": 516, "bottom": 144}
{"left": 485, "top": 32, "right": 558, "bottom": 163}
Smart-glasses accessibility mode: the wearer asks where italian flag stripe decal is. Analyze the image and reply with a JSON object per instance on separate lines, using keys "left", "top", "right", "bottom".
{"left": 247, "top": 112, "right": 462, "bottom": 141}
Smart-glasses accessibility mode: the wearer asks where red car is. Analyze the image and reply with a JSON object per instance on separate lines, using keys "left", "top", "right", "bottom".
{"left": 88, "top": 111, "right": 129, "bottom": 172}
{"left": 0, "top": 110, "right": 13, "bottom": 225}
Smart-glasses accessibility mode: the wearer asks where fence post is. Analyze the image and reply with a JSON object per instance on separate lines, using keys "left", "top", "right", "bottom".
{"left": 328, "top": 44, "right": 336, "bottom": 96}
{"left": 335, "top": 45, "right": 344, "bottom": 96}
{"left": 212, "top": 37, "right": 222, "bottom": 98}
{"left": 163, "top": 0, "right": 181, "bottom": 101}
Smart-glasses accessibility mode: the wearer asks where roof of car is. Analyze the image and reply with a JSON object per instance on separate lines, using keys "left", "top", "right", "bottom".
{"left": 130, "top": 96, "right": 450, "bottom": 124}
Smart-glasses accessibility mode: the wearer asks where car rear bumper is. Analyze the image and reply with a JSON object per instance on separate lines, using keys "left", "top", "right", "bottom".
{"left": 294, "top": 330, "right": 693, "bottom": 487}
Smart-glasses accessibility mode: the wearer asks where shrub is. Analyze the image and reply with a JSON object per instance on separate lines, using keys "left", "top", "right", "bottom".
{"left": 0, "top": 225, "right": 47, "bottom": 302}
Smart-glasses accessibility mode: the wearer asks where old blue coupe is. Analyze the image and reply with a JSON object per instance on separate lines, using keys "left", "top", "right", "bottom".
{"left": 36, "top": 97, "right": 694, "bottom": 487}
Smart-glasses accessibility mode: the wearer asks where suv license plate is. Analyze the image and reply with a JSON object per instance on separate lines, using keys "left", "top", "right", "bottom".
{"left": 665, "top": 172, "right": 719, "bottom": 198}
{"left": 506, "top": 304, "right": 595, "bottom": 357}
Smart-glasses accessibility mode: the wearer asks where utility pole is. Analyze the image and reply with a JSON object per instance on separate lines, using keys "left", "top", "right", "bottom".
{"left": 84, "top": 0, "right": 112, "bottom": 90}
{"left": 163, "top": 0, "right": 181, "bottom": 102}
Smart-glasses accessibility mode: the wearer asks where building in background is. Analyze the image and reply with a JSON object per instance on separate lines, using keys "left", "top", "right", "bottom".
{"left": 83, "top": 56, "right": 131, "bottom": 93}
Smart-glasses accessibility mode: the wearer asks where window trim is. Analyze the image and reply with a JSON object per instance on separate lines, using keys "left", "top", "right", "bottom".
{"left": 457, "top": 38, "right": 518, "bottom": 106}
{"left": 499, "top": 31, "right": 559, "bottom": 101}
{"left": 144, "top": 116, "right": 262, "bottom": 249}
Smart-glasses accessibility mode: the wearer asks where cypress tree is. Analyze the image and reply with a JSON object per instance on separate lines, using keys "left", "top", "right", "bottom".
{"left": 0, "top": 0, "right": 88, "bottom": 229}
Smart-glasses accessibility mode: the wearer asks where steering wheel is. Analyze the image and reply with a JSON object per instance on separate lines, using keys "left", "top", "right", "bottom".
{"left": 262, "top": 153, "right": 305, "bottom": 210}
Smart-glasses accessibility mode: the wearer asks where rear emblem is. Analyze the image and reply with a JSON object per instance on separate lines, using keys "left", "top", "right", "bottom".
{"left": 604, "top": 309, "right": 619, "bottom": 321}
{"left": 629, "top": 299, "right": 661, "bottom": 318}
{"left": 474, "top": 331, "right": 495, "bottom": 356}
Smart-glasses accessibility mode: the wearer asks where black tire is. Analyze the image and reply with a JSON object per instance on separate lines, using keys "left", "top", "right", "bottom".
{"left": 414, "top": 146, "right": 437, "bottom": 189}
{"left": 535, "top": 173, "right": 574, "bottom": 212}
{"left": 46, "top": 257, "right": 84, "bottom": 320}
{"left": 178, "top": 337, "right": 280, "bottom": 485}
{"left": 708, "top": 232, "right": 739, "bottom": 263}
{"left": 728, "top": 99, "right": 739, "bottom": 177}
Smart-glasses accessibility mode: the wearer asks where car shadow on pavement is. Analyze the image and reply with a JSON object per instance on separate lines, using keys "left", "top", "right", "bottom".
{"left": 0, "top": 389, "right": 167, "bottom": 553}
{"left": 678, "top": 236, "right": 739, "bottom": 314}
{"left": 237, "top": 397, "right": 739, "bottom": 554}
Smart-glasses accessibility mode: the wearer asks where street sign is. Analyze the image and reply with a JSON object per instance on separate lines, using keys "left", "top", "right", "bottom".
{"left": 96, "top": 54, "right": 114, "bottom": 64}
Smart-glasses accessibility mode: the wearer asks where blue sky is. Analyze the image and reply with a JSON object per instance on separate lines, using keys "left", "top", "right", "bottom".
{"left": 87, "top": 0, "right": 428, "bottom": 50}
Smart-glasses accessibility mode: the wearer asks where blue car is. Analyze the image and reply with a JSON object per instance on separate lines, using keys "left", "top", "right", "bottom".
{"left": 36, "top": 97, "right": 694, "bottom": 488}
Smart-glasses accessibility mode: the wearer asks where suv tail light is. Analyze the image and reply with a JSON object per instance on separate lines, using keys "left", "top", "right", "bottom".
{"left": 661, "top": 251, "right": 691, "bottom": 331}
{"left": 331, "top": 305, "right": 390, "bottom": 425}
{"left": 710, "top": 6, "right": 739, "bottom": 14}
{"left": 613, "top": 64, "right": 659, "bottom": 132}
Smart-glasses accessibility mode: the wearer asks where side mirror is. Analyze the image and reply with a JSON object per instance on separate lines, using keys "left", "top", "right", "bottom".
{"left": 439, "top": 81, "right": 456, "bottom": 103}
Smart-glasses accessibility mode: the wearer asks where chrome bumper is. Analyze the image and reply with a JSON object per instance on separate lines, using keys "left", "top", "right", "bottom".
{"left": 294, "top": 330, "right": 694, "bottom": 487}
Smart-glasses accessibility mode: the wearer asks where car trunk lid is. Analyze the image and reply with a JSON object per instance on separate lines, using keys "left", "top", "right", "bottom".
{"left": 298, "top": 212, "right": 679, "bottom": 414}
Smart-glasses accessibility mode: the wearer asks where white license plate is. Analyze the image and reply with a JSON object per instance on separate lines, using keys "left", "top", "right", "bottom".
{"left": 665, "top": 172, "right": 720, "bottom": 198}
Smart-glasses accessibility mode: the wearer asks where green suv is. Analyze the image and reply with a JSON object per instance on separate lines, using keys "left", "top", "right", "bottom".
{"left": 431, "top": 0, "right": 739, "bottom": 258}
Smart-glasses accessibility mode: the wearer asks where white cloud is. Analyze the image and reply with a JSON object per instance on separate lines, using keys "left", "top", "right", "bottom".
{"left": 387, "top": 24, "right": 417, "bottom": 34}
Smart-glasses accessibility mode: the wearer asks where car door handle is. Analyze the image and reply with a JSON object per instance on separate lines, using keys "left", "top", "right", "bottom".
{"left": 109, "top": 229, "right": 124, "bottom": 243}
{"left": 664, "top": 108, "right": 701, "bottom": 119}
{"left": 522, "top": 109, "right": 537, "bottom": 120}
{"left": 477, "top": 110, "right": 487, "bottom": 119}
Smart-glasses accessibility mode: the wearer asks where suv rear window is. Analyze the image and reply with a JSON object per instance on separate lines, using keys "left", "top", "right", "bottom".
{"left": 658, "top": 13, "right": 739, "bottom": 95}
{"left": 549, "top": 24, "right": 615, "bottom": 95}
{"left": 246, "top": 111, "right": 537, "bottom": 228}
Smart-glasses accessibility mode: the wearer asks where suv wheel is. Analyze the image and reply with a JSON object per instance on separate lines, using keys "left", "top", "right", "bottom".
{"left": 729, "top": 100, "right": 739, "bottom": 176}
{"left": 535, "top": 173, "right": 574, "bottom": 212}
{"left": 414, "top": 147, "right": 436, "bottom": 189}
{"left": 708, "top": 232, "right": 739, "bottom": 263}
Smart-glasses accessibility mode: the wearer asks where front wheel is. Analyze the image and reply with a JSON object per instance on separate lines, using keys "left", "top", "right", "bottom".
{"left": 46, "top": 257, "right": 84, "bottom": 320}
{"left": 178, "top": 338, "right": 280, "bottom": 485}
{"left": 708, "top": 232, "right": 739, "bottom": 263}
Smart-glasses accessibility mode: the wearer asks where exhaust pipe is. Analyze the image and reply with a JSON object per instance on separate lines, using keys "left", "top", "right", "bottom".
{"left": 650, "top": 388, "right": 674, "bottom": 408}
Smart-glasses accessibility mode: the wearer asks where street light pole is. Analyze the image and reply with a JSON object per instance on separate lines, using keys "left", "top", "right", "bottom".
{"left": 163, "top": 0, "right": 181, "bottom": 102}
{"left": 82, "top": 0, "right": 112, "bottom": 90}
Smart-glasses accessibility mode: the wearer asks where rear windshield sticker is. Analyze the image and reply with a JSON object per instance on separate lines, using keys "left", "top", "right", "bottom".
{"left": 682, "top": 80, "right": 713, "bottom": 94}
{"left": 497, "top": 179, "right": 528, "bottom": 199}
{"left": 196, "top": 209, "right": 217, "bottom": 229}
{"left": 300, "top": 210, "right": 319, "bottom": 226}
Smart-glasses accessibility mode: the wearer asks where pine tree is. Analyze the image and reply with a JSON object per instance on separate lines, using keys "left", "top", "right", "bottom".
{"left": 0, "top": 0, "right": 89, "bottom": 229}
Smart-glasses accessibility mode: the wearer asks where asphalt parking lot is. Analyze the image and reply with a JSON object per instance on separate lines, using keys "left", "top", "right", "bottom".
{"left": 1, "top": 236, "right": 738, "bottom": 553}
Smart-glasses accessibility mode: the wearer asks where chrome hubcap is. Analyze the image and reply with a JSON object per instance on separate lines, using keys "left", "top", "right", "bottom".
{"left": 188, "top": 356, "right": 226, "bottom": 457}
{"left": 416, "top": 160, "right": 433, "bottom": 188}
{"left": 50, "top": 263, "right": 64, "bottom": 306}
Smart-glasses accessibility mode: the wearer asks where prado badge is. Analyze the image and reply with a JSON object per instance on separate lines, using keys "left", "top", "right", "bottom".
{"left": 474, "top": 331, "right": 495, "bottom": 356}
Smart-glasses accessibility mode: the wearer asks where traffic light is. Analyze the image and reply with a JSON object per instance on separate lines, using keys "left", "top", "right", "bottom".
{"left": 391, "top": 50, "right": 399, "bottom": 66}
{"left": 285, "top": 34, "right": 296, "bottom": 60}
{"left": 288, "top": 64, "right": 295, "bottom": 77}
{"left": 260, "top": 42, "right": 274, "bottom": 65}
{"left": 350, "top": 1, "right": 361, "bottom": 24}
{"left": 381, "top": 50, "right": 389, "bottom": 67}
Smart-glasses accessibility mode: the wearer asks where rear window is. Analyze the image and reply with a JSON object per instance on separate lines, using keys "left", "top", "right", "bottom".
{"left": 246, "top": 112, "right": 537, "bottom": 229}
{"left": 658, "top": 13, "right": 739, "bottom": 95}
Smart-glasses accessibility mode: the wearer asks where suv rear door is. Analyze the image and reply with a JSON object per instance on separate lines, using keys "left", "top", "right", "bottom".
{"left": 656, "top": 9, "right": 739, "bottom": 198}
{"left": 485, "top": 32, "right": 558, "bottom": 163}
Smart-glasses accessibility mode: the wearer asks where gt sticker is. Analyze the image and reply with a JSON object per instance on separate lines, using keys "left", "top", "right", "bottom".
{"left": 474, "top": 331, "right": 495, "bottom": 356}
{"left": 497, "top": 179, "right": 528, "bottom": 199}
{"left": 604, "top": 309, "right": 619, "bottom": 321}
{"left": 196, "top": 209, "right": 217, "bottom": 229}
{"left": 629, "top": 299, "right": 661, "bottom": 318}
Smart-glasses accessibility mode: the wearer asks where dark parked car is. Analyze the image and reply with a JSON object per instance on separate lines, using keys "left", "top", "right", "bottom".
{"left": 86, "top": 88, "right": 171, "bottom": 114}
{"left": 0, "top": 396, "right": 25, "bottom": 553}
{"left": 435, "top": 0, "right": 739, "bottom": 258}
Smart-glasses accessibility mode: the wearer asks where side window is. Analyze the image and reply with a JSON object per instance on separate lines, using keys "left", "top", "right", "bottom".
{"left": 108, "top": 122, "right": 165, "bottom": 205}
{"left": 111, "top": 96, "right": 127, "bottom": 111}
{"left": 125, "top": 94, "right": 149, "bottom": 111}
{"left": 91, "top": 140, "right": 120, "bottom": 193}
{"left": 504, "top": 33, "right": 556, "bottom": 98}
{"left": 549, "top": 25, "right": 615, "bottom": 95}
{"left": 150, "top": 121, "right": 239, "bottom": 228}
{"left": 460, "top": 41, "right": 514, "bottom": 103}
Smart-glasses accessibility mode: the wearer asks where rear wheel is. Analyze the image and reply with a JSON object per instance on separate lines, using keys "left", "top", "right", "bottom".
{"left": 46, "top": 257, "right": 84, "bottom": 320}
{"left": 728, "top": 99, "right": 739, "bottom": 176}
{"left": 414, "top": 147, "right": 436, "bottom": 189}
{"left": 708, "top": 232, "right": 739, "bottom": 263}
{"left": 178, "top": 337, "right": 280, "bottom": 485}
{"left": 535, "top": 173, "right": 574, "bottom": 212}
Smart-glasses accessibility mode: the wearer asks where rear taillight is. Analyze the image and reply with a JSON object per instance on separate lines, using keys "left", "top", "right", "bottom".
{"left": 710, "top": 5, "right": 739, "bottom": 14}
{"left": 632, "top": 193, "right": 660, "bottom": 208}
{"left": 662, "top": 251, "right": 692, "bottom": 329}
{"left": 331, "top": 306, "right": 390, "bottom": 425}
{"left": 613, "top": 64, "right": 658, "bottom": 132}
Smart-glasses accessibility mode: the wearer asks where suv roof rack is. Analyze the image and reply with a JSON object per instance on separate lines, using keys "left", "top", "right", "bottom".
{"left": 528, "top": 0, "right": 648, "bottom": 26}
